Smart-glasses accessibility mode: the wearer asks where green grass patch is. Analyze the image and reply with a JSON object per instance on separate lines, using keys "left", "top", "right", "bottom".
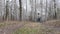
{"left": 0, "top": 23, "right": 6, "bottom": 28}
{"left": 12, "top": 23, "right": 57, "bottom": 34}
{"left": 13, "top": 27, "right": 39, "bottom": 34}
{"left": 0, "top": 21, "right": 19, "bottom": 28}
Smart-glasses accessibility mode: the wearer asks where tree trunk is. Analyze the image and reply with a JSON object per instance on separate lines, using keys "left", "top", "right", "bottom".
{"left": 53, "top": 0, "right": 57, "bottom": 19}
{"left": 45, "top": 0, "right": 47, "bottom": 21}
{"left": 19, "top": 0, "right": 22, "bottom": 20}
{"left": 6, "top": 1, "right": 9, "bottom": 21}
{"left": 40, "top": 0, "right": 43, "bottom": 22}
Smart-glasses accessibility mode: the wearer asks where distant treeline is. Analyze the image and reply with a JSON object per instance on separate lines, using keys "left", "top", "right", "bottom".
{"left": 0, "top": 0, "right": 60, "bottom": 22}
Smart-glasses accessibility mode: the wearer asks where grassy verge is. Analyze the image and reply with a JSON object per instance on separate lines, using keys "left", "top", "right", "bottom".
{"left": 13, "top": 27, "right": 38, "bottom": 34}
{"left": 0, "top": 23, "right": 6, "bottom": 28}
{"left": 0, "top": 21, "right": 20, "bottom": 28}
{"left": 12, "top": 23, "right": 60, "bottom": 34}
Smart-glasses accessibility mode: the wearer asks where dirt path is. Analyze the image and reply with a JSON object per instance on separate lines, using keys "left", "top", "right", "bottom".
{"left": 0, "top": 20, "right": 60, "bottom": 34}
{"left": 0, "top": 21, "right": 29, "bottom": 34}
{"left": 42, "top": 20, "right": 60, "bottom": 32}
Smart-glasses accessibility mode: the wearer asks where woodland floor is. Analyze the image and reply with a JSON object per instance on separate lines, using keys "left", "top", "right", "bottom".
{"left": 0, "top": 20, "right": 60, "bottom": 34}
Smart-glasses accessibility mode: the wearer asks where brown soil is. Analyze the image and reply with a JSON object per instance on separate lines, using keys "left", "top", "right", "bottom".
{"left": 0, "top": 20, "right": 60, "bottom": 34}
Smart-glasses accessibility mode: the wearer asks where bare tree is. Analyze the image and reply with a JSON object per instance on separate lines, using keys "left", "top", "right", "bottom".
{"left": 48, "top": 0, "right": 52, "bottom": 20}
{"left": 26, "top": 0, "right": 27, "bottom": 21}
{"left": 6, "top": 1, "right": 9, "bottom": 20}
{"left": 29, "top": 0, "right": 33, "bottom": 21}
{"left": 45, "top": 0, "right": 47, "bottom": 21}
{"left": 19, "top": 0, "right": 22, "bottom": 20}
{"left": 40, "top": 0, "right": 43, "bottom": 22}
{"left": 34, "top": 0, "right": 37, "bottom": 21}
{"left": 53, "top": 0, "right": 57, "bottom": 19}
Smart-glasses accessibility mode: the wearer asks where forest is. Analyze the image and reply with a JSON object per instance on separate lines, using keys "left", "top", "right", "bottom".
{"left": 0, "top": 0, "right": 60, "bottom": 22}
{"left": 0, "top": 0, "right": 60, "bottom": 34}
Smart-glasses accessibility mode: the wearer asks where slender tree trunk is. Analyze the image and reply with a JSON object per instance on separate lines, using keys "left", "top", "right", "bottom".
{"left": 34, "top": 0, "right": 37, "bottom": 22}
{"left": 45, "top": 0, "right": 47, "bottom": 21}
{"left": 19, "top": 0, "right": 22, "bottom": 20}
{"left": 48, "top": 0, "right": 52, "bottom": 20}
{"left": 40, "top": 0, "right": 43, "bottom": 22}
{"left": 30, "top": 0, "right": 33, "bottom": 21}
{"left": 25, "top": 0, "right": 27, "bottom": 20}
{"left": 6, "top": 1, "right": 9, "bottom": 21}
{"left": 53, "top": 0, "right": 57, "bottom": 19}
